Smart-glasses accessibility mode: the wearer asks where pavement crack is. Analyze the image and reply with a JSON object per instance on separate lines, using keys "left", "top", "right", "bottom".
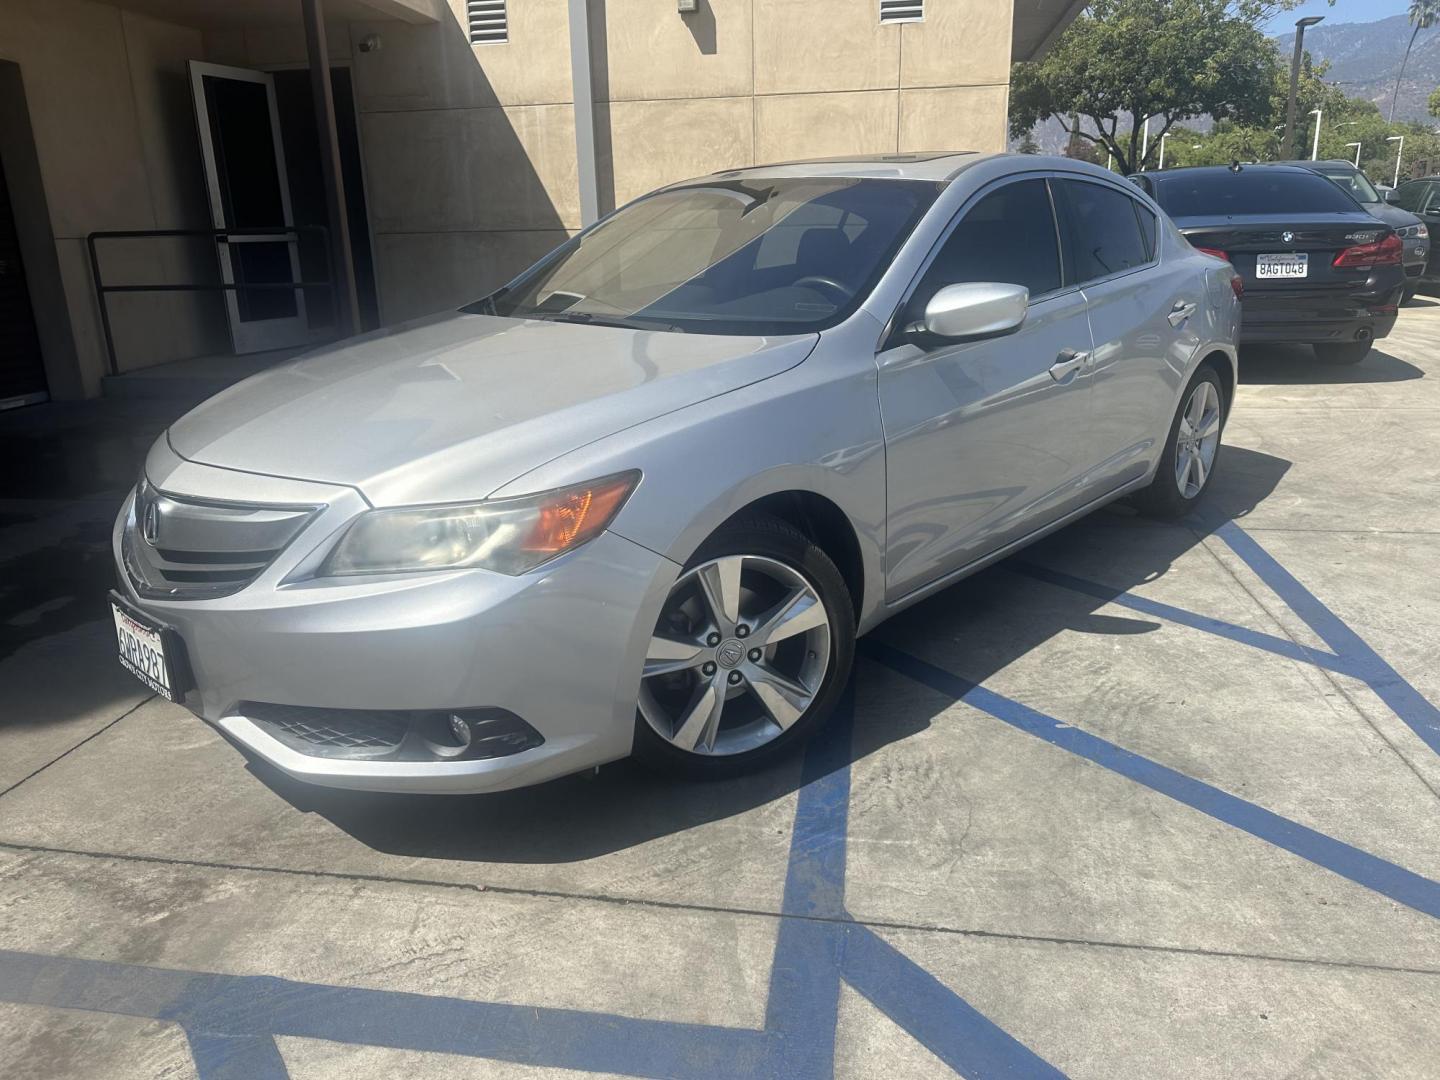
{"left": 1, "top": 837, "right": 1436, "bottom": 980}
{"left": 0, "top": 695, "right": 153, "bottom": 802}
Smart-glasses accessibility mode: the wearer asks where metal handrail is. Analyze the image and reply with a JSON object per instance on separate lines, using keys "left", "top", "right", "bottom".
{"left": 85, "top": 226, "right": 335, "bottom": 377}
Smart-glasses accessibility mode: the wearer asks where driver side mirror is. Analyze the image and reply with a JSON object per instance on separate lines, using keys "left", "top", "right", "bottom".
{"left": 1382, "top": 188, "right": 1400, "bottom": 204}
{"left": 912, "top": 282, "right": 1029, "bottom": 341}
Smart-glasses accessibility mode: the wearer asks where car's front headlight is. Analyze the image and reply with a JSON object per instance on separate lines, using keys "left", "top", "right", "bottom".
{"left": 1399, "top": 223, "right": 1429, "bottom": 239}
{"left": 323, "top": 471, "right": 639, "bottom": 577}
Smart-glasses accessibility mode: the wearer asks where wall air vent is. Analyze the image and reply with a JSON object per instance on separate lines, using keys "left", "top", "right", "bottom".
{"left": 879, "top": 0, "right": 924, "bottom": 24}
{"left": 468, "top": 0, "right": 508, "bottom": 44}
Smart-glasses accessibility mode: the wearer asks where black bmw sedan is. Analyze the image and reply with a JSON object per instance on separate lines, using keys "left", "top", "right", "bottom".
{"left": 1130, "top": 164, "right": 1405, "bottom": 364}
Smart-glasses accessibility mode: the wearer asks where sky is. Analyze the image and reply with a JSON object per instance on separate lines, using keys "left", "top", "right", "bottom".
{"left": 1264, "top": 0, "right": 1411, "bottom": 35}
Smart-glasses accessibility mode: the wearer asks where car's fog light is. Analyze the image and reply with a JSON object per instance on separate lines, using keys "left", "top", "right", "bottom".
{"left": 448, "top": 713, "right": 473, "bottom": 748}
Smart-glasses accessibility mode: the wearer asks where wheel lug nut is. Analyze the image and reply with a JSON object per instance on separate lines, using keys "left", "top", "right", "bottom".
{"left": 702, "top": 662, "right": 716, "bottom": 676}
{"left": 736, "top": 624, "right": 749, "bottom": 637}
{"left": 706, "top": 633, "right": 721, "bottom": 646}
{"left": 728, "top": 671, "right": 742, "bottom": 685}
{"left": 749, "top": 648, "right": 762, "bottom": 662}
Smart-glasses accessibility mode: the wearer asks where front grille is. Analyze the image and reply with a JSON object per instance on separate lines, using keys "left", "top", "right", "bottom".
{"left": 123, "top": 482, "right": 319, "bottom": 600}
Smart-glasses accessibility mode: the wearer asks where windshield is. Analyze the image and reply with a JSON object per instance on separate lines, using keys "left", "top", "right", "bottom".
{"left": 482, "top": 177, "right": 940, "bottom": 335}
{"left": 1315, "top": 167, "right": 1382, "bottom": 204}
{"left": 1151, "top": 170, "right": 1361, "bottom": 218}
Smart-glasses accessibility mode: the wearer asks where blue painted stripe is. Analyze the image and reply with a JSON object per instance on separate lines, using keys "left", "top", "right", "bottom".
{"left": 0, "top": 950, "right": 766, "bottom": 1080}
{"left": 841, "top": 922, "right": 1068, "bottom": 1079}
{"left": 1007, "top": 561, "right": 1360, "bottom": 677}
{"left": 1214, "top": 521, "right": 1440, "bottom": 758}
{"left": 862, "top": 640, "right": 1440, "bottom": 921}
{"left": 185, "top": 1031, "right": 288, "bottom": 1080}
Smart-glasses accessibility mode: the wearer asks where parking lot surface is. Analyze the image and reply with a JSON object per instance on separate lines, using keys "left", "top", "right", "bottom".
{"left": 3, "top": 306, "right": 1440, "bottom": 1078}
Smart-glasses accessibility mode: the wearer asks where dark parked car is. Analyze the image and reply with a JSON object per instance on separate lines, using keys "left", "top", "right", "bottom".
{"left": 1264, "top": 160, "right": 1429, "bottom": 304}
{"left": 1385, "top": 176, "right": 1440, "bottom": 290}
{"left": 1130, "top": 165, "right": 1405, "bottom": 364}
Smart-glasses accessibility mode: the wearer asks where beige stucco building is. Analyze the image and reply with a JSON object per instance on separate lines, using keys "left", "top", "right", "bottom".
{"left": 0, "top": 0, "right": 1078, "bottom": 404}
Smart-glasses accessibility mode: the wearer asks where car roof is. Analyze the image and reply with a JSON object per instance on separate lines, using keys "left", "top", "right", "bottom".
{"left": 1264, "top": 159, "right": 1357, "bottom": 170}
{"left": 685, "top": 151, "right": 1014, "bottom": 186}
{"left": 685, "top": 152, "right": 1139, "bottom": 188}
{"left": 1140, "top": 164, "right": 1319, "bottom": 179}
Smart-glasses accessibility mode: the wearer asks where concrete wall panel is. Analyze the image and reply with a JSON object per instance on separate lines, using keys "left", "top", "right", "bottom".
{"left": 351, "top": 1, "right": 573, "bottom": 113}
{"left": 899, "top": 85, "right": 1010, "bottom": 155}
{"left": 362, "top": 104, "right": 580, "bottom": 233}
{"left": 597, "top": 0, "right": 752, "bottom": 102}
{"left": 900, "top": 0, "right": 1014, "bottom": 88}
{"left": 600, "top": 96, "right": 752, "bottom": 209}
{"left": 754, "top": 90, "right": 898, "bottom": 163}
{"left": 374, "top": 229, "right": 571, "bottom": 322}
{"left": 753, "top": 0, "right": 899, "bottom": 96}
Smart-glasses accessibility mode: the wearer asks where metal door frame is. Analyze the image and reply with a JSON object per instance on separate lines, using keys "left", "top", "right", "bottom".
{"left": 188, "top": 61, "right": 313, "bottom": 354}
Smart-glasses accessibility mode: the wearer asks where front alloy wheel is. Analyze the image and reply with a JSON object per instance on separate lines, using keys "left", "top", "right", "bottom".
{"left": 634, "top": 515, "right": 854, "bottom": 775}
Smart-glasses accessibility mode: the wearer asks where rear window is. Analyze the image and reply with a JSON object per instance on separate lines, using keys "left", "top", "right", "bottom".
{"left": 1313, "top": 167, "right": 1382, "bottom": 205}
{"left": 1150, "top": 170, "right": 1361, "bottom": 218}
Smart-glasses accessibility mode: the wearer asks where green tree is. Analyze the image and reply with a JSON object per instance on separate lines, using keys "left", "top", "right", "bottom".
{"left": 1430, "top": 85, "right": 1440, "bottom": 118}
{"left": 1389, "top": 0, "right": 1440, "bottom": 122}
{"left": 1009, "top": 0, "right": 1290, "bottom": 173}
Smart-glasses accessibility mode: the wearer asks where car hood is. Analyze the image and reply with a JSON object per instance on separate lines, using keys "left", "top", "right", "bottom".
{"left": 168, "top": 311, "right": 817, "bottom": 506}
{"left": 1363, "top": 202, "right": 1423, "bottom": 230}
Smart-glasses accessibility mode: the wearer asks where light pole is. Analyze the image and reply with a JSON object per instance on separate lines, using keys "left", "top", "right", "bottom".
{"left": 1388, "top": 135, "right": 1406, "bottom": 187}
{"left": 1140, "top": 116, "right": 1151, "bottom": 170}
{"left": 1158, "top": 132, "right": 1172, "bottom": 170}
{"left": 1346, "top": 141, "right": 1362, "bottom": 167}
{"left": 1281, "top": 15, "right": 1325, "bottom": 160}
{"left": 1309, "top": 108, "right": 1323, "bottom": 161}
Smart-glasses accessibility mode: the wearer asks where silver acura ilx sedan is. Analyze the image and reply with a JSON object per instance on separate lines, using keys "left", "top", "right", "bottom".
{"left": 111, "top": 152, "right": 1240, "bottom": 793}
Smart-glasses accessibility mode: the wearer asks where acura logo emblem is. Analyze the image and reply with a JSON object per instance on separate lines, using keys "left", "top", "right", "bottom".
{"left": 716, "top": 640, "right": 745, "bottom": 668}
{"left": 142, "top": 500, "right": 160, "bottom": 545}
{"left": 1281, "top": 231, "right": 1295, "bottom": 243}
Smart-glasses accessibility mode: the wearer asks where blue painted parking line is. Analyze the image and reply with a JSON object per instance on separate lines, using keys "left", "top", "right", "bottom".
{"left": 2, "top": 521, "right": 1435, "bottom": 1078}
{"left": 1213, "top": 520, "right": 1440, "bottom": 759}
{"left": 1008, "top": 561, "right": 1364, "bottom": 677}
{"left": 0, "top": 688, "right": 1068, "bottom": 1080}
{"left": 863, "top": 641, "right": 1440, "bottom": 921}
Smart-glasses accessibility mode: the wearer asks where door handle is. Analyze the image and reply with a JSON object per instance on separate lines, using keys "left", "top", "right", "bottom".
{"left": 1168, "top": 301, "right": 1198, "bottom": 327}
{"left": 1049, "top": 348, "right": 1088, "bottom": 382}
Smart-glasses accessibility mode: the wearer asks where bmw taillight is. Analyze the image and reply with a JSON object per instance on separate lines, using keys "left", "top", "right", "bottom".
{"left": 1230, "top": 274, "right": 1244, "bottom": 301}
{"left": 1333, "top": 233, "right": 1403, "bottom": 269}
{"left": 1195, "top": 246, "right": 1229, "bottom": 261}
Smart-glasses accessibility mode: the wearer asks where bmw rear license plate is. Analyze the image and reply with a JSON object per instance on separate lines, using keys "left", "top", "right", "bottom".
{"left": 1256, "top": 252, "right": 1308, "bottom": 279}
{"left": 110, "top": 592, "right": 182, "bottom": 701}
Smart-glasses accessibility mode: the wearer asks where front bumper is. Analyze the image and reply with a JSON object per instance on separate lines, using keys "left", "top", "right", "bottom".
{"left": 112, "top": 472, "right": 679, "bottom": 793}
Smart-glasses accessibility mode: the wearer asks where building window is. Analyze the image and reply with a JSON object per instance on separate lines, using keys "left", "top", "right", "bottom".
{"left": 468, "top": 0, "right": 508, "bottom": 44}
{"left": 879, "top": 0, "right": 924, "bottom": 23}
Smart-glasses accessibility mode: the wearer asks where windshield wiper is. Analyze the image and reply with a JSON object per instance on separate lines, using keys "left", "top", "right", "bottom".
{"left": 532, "top": 311, "right": 686, "bottom": 333}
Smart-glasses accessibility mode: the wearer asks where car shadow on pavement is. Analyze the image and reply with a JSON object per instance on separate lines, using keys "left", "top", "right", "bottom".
{"left": 1238, "top": 344, "right": 1423, "bottom": 385}
{"left": 252, "top": 445, "right": 1292, "bottom": 866}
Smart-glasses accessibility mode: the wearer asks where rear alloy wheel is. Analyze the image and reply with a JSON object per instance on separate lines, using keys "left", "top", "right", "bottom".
{"left": 1315, "top": 340, "right": 1372, "bottom": 365}
{"left": 1133, "top": 367, "right": 1225, "bottom": 519}
{"left": 633, "top": 516, "right": 854, "bottom": 776}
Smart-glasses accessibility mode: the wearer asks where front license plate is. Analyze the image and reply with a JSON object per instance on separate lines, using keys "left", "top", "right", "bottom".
{"left": 1256, "top": 252, "right": 1308, "bottom": 279}
{"left": 110, "top": 594, "right": 181, "bottom": 701}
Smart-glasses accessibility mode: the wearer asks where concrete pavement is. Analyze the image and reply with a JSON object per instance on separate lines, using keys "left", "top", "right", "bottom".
{"left": 3, "top": 307, "right": 1440, "bottom": 1078}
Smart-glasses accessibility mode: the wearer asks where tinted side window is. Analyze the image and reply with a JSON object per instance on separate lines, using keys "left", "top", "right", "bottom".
{"left": 908, "top": 179, "right": 1061, "bottom": 318}
{"left": 1135, "top": 203, "right": 1159, "bottom": 260}
{"left": 1055, "top": 179, "right": 1149, "bottom": 283}
{"left": 1389, "top": 182, "right": 1426, "bottom": 212}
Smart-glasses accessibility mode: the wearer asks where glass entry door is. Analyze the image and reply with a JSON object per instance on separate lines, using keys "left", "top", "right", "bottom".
{"left": 189, "top": 62, "right": 313, "bottom": 354}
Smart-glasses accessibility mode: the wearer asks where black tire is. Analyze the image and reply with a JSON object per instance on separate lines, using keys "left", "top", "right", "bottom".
{"left": 1314, "top": 340, "right": 1372, "bottom": 365}
{"left": 1132, "top": 366, "right": 1226, "bottom": 520}
{"left": 632, "top": 514, "right": 856, "bottom": 779}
